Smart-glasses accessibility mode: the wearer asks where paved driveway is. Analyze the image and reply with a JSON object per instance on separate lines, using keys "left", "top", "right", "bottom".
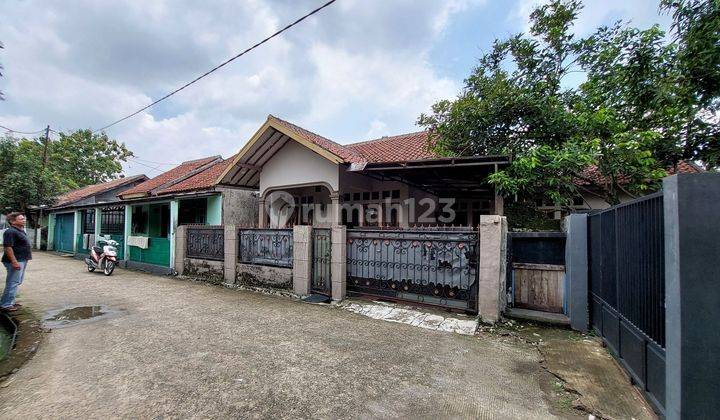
{"left": 1, "top": 252, "right": 559, "bottom": 418}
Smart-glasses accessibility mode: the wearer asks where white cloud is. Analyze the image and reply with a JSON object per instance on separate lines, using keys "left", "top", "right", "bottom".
{"left": 365, "top": 119, "right": 388, "bottom": 139}
{"left": 305, "top": 43, "right": 457, "bottom": 138}
{"left": 511, "top": 0, "right": 671, "bottom": 36}
{"left": 0, "top": 0, "right": 484, "bottom": 176}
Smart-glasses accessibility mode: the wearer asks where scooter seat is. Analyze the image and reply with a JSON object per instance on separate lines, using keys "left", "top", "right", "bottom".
{"left": 92, "top": 246, "right": 103, "bottom": 255}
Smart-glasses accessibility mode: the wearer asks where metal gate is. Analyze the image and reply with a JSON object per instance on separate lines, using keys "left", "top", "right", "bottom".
{"left": 311, "top": 228, "right": 332, "bottom": 295}
{"left": 54, "top": 213, "right": 75, "bottom": 253}
{"left": 588, "top": 192, "right": 666, "bottom": 415}
{"left": 346, "top": 228, "right": 478, "bottom": 312}
{"left": 506, "top": 232, "right": 566, "bottom": 313}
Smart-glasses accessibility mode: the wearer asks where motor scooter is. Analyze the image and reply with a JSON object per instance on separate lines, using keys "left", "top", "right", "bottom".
{"left": 85, "top": 237, "right": 119, "bottom": 276}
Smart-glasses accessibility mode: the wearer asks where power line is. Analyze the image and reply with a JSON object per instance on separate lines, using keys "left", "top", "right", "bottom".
{"left": 128, "top": 156, "right": 180, "bottom": 166}
{"left": 92, "top": 0, "right": 338, "bottom": 134}
{"left": 124, "top": 158, "right": 166, "bottom": 173}
{"left": 0, "top": 124, "right": 47, "bottom": 135}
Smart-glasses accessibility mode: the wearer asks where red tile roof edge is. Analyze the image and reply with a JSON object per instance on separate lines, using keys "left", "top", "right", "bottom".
{"left": 52, "top": 174, "right": 148, "bottom": 207}
{"left": 575, "top": 160, "right": 705, "bottom": 187}
{"left": 156, "top": 156, "right": 236, "bottom": 195}
{"left": 119, "top": 156, "right": 222, "bottom": 198}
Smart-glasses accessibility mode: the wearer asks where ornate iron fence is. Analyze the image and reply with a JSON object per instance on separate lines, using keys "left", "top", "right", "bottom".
{"left": 186, "top": 225, "right": 224, "bottom": 261}
{"left": 238, "top": 229, "right": 293, "bottom": 268}
{"left": 346, "top": 228, "right": 478, "bottom": 311}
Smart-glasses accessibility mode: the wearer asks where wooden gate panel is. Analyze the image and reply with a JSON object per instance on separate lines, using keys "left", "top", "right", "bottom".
{"left": 513, "top": 263, "right": 565, "bottom": 313}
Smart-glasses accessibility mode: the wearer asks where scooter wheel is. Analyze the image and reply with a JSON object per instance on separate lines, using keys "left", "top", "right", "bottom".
{"left": 87, "top": 265, "right": 95, "bottom": 272}
{"left": 103, "top": 261, "right": 115, "bottom": 276}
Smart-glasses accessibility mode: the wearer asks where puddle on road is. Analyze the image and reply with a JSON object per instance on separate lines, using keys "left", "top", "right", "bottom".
{"left": 43, "top": 305, "right": 119, "bottom": 328}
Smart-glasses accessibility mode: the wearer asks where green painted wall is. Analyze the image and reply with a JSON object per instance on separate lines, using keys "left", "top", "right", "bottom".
{"left": 128, "top": 237, "right": 171, "bottom": 266}
{"left": 128, "top": 202, "right": 172, "bottom": 267}
{"left": 207, "top": 194, "right": 222, "bottom": 225}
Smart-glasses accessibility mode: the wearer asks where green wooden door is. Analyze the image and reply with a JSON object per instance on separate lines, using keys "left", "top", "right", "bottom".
{"left": 54, "top": 213, "right": 75, "bottom": 253}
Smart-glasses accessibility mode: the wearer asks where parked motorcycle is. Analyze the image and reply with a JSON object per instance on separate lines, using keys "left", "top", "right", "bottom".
{"left": 85, "top": 238, "right": 119, "bottom": 276}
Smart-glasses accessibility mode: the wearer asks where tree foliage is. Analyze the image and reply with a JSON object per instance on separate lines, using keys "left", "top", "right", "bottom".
{"left": 0, "top": 130, "right": 133, "bottom": 212}
{"left": 419, "top": 0, "right": 719, "bottom": 207}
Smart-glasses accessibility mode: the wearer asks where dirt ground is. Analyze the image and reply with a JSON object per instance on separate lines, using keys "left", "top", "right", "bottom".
{"left": 0, "top": 252, "right": 652, "bottom": 419}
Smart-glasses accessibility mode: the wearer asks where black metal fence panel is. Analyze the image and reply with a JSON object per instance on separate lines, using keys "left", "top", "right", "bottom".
{"left": 588, "top": 192, "right": 666, "bottom": 414}
{"left": 346, "top": 228, "right": 478, "bottom": 311}
{"left": 507, "top": 232, "right": 566, "bottom": 265}
{"left": 311, "top": 228, "right": 332, "bottom": 294}
{"left": 100, "top": 206, "right": 125, "bottom": 235}
{"left": 186, "top": 226, "right": 224, "bottom": 261}
{"left": 238, "top": 229, "right": 293, "bottom": 268}
{"left": 82, "top": 209, "right": 95, "bottom": 234}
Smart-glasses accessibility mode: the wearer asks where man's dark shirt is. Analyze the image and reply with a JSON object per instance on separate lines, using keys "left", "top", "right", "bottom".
{"left": 2, "top": 226, "right": 32, "bottom": 263}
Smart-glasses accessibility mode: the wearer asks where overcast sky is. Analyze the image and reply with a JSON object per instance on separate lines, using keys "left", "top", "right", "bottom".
{"left": 0, "top": 0, "right": 671, "bottom": 176}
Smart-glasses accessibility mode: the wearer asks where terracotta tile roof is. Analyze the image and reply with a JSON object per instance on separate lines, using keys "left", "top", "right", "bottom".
{"left": 270, "top": 116, "right": 366, "bottom": 163}
{"left": 667, "top": 160, "right": 704, "bottom": 175}
{"left": 157, "top": 156, "right": 236, "bottom": 195}
{"left": 575, "top": 160, "right": 704, "bottom": 186}
{"left": 54, "top": 175, "right": 148, "bottom": 207}
{"left": 269, "top": 115, "right": 438, "bottom": 164}
{"left": 345, "top": 131, "right": 436, "bottom": 163}
{"left": 119, "top": 156, "right": 221, "bottom": 198}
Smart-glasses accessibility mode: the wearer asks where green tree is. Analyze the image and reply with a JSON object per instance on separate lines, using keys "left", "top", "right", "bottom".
{"left": 47, "top": 129, "right": 133, "bottom": 189}
{"left": 0, "top": 130, "right": 133, "bottom": 212}
{"left": 419, "top": 0, "right": 719, "bottom": 207}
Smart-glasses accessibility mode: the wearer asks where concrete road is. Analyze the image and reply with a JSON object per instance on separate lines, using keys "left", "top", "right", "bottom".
{"left": 0, "top": 252, "right": 560, "bottom": 419}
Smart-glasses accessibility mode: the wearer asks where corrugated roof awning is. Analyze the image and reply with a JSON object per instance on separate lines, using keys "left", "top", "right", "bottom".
{"left": 354, "top": 155, "right": 511, "bottom": 197}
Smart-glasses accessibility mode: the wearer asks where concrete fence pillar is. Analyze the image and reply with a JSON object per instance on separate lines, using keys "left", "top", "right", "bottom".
{"left": 331, "top": 225, "right": 347, "bottom": 301}
{"left": 258, "top": 199, "right": 267, "bottom": 228}
{"left": 478, "top": 215, "right": 508, "bottom": 323}
{"left": 47, "top": 213, "right": 56, "bottom": 251}
{"left": 564, "top": 213, "right": 588, "bottom": 332}
{"left": 174, "top": 225, "right": 187, "bottom": 275}
{"left": 94, "top": 208, "right": 102, "bottom": 245}
{"left": 224, "top": 225, "right": 238, "bottom": 285}
{"left": 292, "top": 225, "right": 312, "bottom": 296}
{"left": 664, "top": 173, "right": 720, "bottom": 420}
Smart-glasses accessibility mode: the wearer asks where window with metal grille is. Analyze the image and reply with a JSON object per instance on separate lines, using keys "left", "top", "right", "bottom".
{"left": 82, "top": 210, "right": 95, "bottom": 234}
{"left": 100, "top": 206, "right": 125, "bottom": 235}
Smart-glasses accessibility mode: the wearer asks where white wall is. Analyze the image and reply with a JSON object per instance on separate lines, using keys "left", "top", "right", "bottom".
{"left": 259, "top": 140, "right": 340, "bottom": 196}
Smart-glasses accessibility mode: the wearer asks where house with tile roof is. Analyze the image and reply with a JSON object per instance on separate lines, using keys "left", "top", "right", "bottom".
{"left": 535, "top": 160, "right": 705, "bottom": 220}
{"left": 45, "top": 175, "right": 149, "bottom": 255}
{"left": 217, "top": 115, "right": 705, "bottom": 229}
{"left": 114, "top": 156, "right": 257, "bottom": 273}
{"left": 218, "top": 115, "right": 509, "bottom": 229}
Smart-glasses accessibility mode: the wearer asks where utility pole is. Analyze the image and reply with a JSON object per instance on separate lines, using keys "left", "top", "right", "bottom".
{"left": 38, "top": 125, "right": 50, "bottom": 238}
{"left": 41, "top": 125, "right": 50, "bottom": 168}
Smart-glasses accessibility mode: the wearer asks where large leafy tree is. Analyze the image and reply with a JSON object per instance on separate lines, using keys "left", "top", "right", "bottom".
{"left": 419, "top": 0, "right": 719, "bottom": 207}
{"left": 0, "top": 130, "right": 133, "bottom": 212}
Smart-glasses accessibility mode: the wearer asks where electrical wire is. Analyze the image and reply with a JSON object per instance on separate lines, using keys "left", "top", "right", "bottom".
{"left": 128, "top": 156, "right": 180, "bottom": 166}
{"left": 92, "top": 0, "right": 338, "bottom": 134}
{"left": 124, "top": 158, "right": 165, "bottom": 173}
{"left": 0, "top": 124, "right": 47, "bottom": 135}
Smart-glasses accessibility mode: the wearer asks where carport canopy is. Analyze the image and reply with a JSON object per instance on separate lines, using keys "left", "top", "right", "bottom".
{"left": 351, "top": 156, "right": 510, "bottom": 198}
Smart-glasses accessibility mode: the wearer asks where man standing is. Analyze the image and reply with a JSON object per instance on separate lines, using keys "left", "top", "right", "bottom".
{"left": 1, "top": 213, "right": 32, "bottom": 312}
